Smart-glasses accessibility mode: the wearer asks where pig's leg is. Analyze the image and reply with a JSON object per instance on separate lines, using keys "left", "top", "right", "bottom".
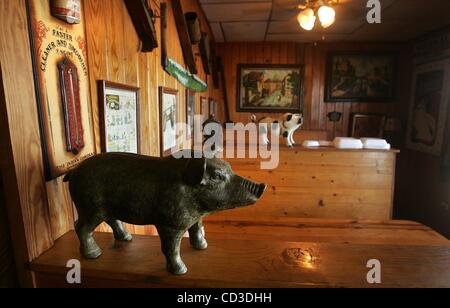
{"left": 157, "top": 227, "right": 187, "bottom": 275}
{"left": 75, "top": 215, "right": 103, "bottom": 259}
{"left": 189, "top": 220, "right": 208, "bottom": 250}
{"left": 106, "top": 220, "right": 133, "bottom": 242}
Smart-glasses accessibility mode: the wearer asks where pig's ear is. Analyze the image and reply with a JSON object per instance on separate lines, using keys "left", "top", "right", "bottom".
{"left": 183, "top": 158, "right": 207, "bottom": 186}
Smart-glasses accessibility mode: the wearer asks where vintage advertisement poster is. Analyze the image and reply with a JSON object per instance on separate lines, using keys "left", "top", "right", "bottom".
{"left": 27, "top": 0, "right": 96, "bottom": 180}
{"left": 102, "top": 85, "right": 140, "bottom": 154}
{"left": 406, "top": 58, "right": 450, "bottom": 155}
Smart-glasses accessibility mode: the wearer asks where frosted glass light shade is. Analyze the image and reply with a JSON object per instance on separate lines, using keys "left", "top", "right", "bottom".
{"left": 318, "top": 6, "right": 336, "bottom": 28}
{"left": 298, "top": 8, "right": 316, "bottom": 31}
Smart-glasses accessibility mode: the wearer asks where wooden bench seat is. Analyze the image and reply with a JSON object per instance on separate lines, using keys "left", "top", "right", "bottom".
{"left": 218, "top": 147, "right": 399, "bottom": 221}
{"left": 30, "top": 218, "right": 450, "bottom": 288}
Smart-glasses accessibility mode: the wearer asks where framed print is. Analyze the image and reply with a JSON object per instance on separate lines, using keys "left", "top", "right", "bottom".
{"left": 406, "top": 58, "right": 450, "bottom": 155}
{"left": 186, "top": 90, "right": 195, "bottom": 143}
{"left": 209, "top": 98, "right": 217, "bottom": 117}
{"left": 200, "top": 96, "right": 209, "bottom": 123}
{"left": 26, "top": 0, "right": 96, "bottom": 181}
{"left": 98, "top": 81, "right": 140, "bottom": 154}
{"left": 237, "top": 64, "right": 304, "bottom": 113}
{"left": 159, "top": 87, "right": 179, "bottom": 157}
{"left": 349, "top": 113, "right": 387, "bottom": 139}
{"left": 326, "top": 53, "right": 396, "bottom": 102}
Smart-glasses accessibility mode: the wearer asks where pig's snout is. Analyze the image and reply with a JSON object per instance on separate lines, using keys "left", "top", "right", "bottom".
{"left": 242, "top": 178, "right": 267, "bottom": 199}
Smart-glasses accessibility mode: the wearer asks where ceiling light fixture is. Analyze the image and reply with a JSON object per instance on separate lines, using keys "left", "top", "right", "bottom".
{"left": 297, "top": 0, "right": 338, "bottom": 31}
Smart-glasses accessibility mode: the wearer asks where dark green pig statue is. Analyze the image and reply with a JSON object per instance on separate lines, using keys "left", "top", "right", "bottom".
{"left": 63, "top": 151, "right": 267, "bottom": 275}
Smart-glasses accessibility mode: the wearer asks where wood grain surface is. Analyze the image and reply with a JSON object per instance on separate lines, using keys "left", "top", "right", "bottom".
{"left": 30, "top": 229, "right": 450, "bottom": 288}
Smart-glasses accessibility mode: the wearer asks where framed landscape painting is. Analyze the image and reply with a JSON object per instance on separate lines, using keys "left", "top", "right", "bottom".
{"left": 326, "top": 53, "right": 396, "bottom": 102}
{"left": 237, "top": 64, "right": 304, "bottom": 113}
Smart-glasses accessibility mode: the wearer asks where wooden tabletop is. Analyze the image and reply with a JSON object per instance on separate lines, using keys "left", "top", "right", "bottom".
{"left": 31, "top": 224, "right": 450, "bottom": 288}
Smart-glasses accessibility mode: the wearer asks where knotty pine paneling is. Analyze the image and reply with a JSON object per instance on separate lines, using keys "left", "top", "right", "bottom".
{"left": 0, "top": 0, "right": 54, "bottom": 287}
{"left": 83, "top": 0, "right": 221, "bottom": 235}
{"left": 217, "top": 42, "right": 410, "bottom": 139}
{"left": 0, "top": 0, "right": 222, "bottom": 278}
{"left": 216, "top": 148, "right": 398, "bottom": 221}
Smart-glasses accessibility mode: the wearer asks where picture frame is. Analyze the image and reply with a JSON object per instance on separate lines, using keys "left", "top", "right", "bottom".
{"left": 200, "top": 96, "right": 209, "bottom": 123}
{"left": 349, "top": 113, "right": 387, "bottom": 139}
{"left": 159, "top": 87, "right": 179, "bottom": 157}
{"left": 26, "top": 0, "right": 96, "bottom": 181}
{"left": 325, "top": 53, "right": 397, "bottom": 103}
{"left": 98, "top": 81, "right": 140, "bottom": 154}
{"left": 237, "top": 64, "right": 304, "bottom": 113}
{"left": 209, "top": 98, "right": 217, "bottom": 117}
{"left": 186, "top": 90, "right": 196, "bottom": 146}
{"left": 406, "top": 58, "right": 450, "bottom": 155}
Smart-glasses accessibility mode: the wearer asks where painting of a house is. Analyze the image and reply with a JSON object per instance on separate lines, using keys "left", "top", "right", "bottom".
{"left": 237, "top": 65, "right": 304, "bottom": 112}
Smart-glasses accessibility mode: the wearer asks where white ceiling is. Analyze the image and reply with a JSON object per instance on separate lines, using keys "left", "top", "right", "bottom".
{"left": 199, "top": 0, "right": 450, "bottom": 43}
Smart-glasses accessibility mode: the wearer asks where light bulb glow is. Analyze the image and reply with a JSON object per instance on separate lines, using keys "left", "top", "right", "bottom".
{"left": 318, "top": 6, "right": 336, "bottom": 28}
{"left": 298, "top": 8, "right": 316, "bottom": 31}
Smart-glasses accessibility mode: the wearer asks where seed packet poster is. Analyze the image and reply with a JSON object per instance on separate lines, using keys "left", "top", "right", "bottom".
{"left": 27, "top": 0, "right": 96, "bottom": 181}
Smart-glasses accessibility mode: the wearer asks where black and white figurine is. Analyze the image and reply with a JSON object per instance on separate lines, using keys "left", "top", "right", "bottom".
{"left": 251, "top": 113, "right": 304, "bottom": 147}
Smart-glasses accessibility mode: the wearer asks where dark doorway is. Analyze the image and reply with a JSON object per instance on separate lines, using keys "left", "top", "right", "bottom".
{"left": 0, "top": 172, "right": 18, "bottom": 287}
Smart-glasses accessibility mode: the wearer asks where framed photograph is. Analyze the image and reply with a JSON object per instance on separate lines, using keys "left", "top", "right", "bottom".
{"left": 98, "top": 81, "right": 140, "bottom": 154}
{"left": 209, "top": 98, "right": 217, "bottom": 117}
{"left": 200, "top": 97, "right": 209, "bottom": 123}
{"left": 406, "top": 58, "right": 450, "bottom": 155}
{"left": 26, "top": 0, "right": 96, "bottom": 181}
{"left": 186, "top": 90, "right": 196, "bottom": 143}
{"left": 442, "top": 134, "right": 450, "bottom": 181}
{"left": 349, "top": 113, "right": 387, "bottom": 139}
{"left": 326, "top": 53, "right": 396, "bottom": 102}
{"left": 159, "top": 87, "right": 179, "bottom": 157}
{"left": 237, "top": 64, "right": 304, "bottom": 113}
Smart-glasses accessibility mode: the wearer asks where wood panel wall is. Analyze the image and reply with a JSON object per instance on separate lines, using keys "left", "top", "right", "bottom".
{"left": 217, "top": 42, "right": 411, "bottom": 139}
{"left": 0, "top": 0, "right": 54, "bottom": 287}
{"left": 84, "top": 0, "right": 221, "bottom": 235}
{"left": 395, "top": 28, "right": 450, "bottom": 238}
{"left": 0, "top": 0, "right": 222, "bottom": 286}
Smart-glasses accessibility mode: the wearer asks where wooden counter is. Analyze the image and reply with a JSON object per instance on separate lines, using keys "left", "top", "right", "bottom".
{"left": 31, "top": 218, "right": 450, "bottom": 288}
{"left": 220, "top": 146, "right": 399, "bottom": 221}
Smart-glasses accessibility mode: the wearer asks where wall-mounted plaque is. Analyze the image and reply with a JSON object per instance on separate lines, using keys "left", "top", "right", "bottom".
{"left": 26, "top": 0, "right": 96, "bottom": 181}
{"left": 98, "top": 81, "right": 140, "bottom": 154}
{"left": 186, "top": 90, "right": 196, "bottom": 145}
{"left": 200, "top": 96, "right": 209, "bottom": 124}
{"left": 159, "top": 87, "right": 179, "bottom": 157}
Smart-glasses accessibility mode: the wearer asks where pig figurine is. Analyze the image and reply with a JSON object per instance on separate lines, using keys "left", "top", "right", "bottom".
{"left": 63, "top": 152, "right": 267, "bottom": 275}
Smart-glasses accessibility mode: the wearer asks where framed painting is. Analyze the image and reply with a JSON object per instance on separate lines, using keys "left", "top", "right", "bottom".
{"left": 325, "top": 53, "right": 396, "bottom": 102}
{"left": 406, "top": 58, "right": 450, "bottom": 155}
{"left": 237, "top": 64, "right": 304, "bottom": 113}
{"left": 26, "top": 0, "right": 96, "bottom": 181}
{"left": 349, "top": 113, "right": 387, "bottom": 139}
{"left": 98, "top": 81, "right": 140, "bottom": 154}
{"left": 209, "top": 98, "right": 217, "bottom": 117}
{"left": 200, "top": 96, "right": 209, "bottom": 123}
{"left": 159, "top": 87, "right": 179, "bottom": 157}
{"left": 186, "top": 90, "right": 196, "bottom": 145}
{"left": 442, "top": 132, "right": 450, "bottom": 181}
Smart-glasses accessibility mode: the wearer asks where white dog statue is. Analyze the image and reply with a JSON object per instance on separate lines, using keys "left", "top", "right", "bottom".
{"left": 251, "top": 113, "right": 304, "bottom": 147}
